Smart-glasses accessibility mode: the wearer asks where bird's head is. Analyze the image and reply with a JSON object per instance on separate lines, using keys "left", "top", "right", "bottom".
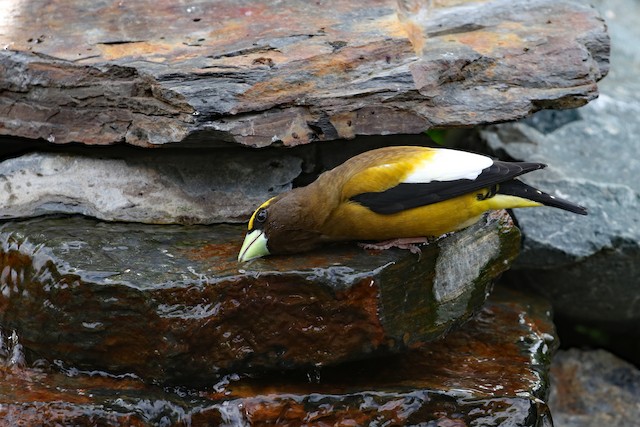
{"left": 237, "top": 190, "right": 324, "bottom": 262}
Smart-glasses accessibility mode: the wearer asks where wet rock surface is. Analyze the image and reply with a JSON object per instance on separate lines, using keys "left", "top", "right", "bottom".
{"left": 0, "top": 0, "right": 608, "bottom": 147}
{"left": 0, "top": 286, "right": 557, "bottom": 426}
{"left": 478, "top": 0, "right": 639, "bottom": 325}
{"left": 549, "top": 349, "right": 640, "bottom": 427}
{"left": 0, "top": 211, "right": 519, "bottom": 384}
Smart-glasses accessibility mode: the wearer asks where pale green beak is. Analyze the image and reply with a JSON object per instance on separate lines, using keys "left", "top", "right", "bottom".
{"left": 238, "top": 229, "right": 270, "bottom": 262}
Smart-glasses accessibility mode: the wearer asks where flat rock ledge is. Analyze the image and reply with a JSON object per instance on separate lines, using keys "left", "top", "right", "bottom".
{"left": 0, "top": 0, "right": 608, "bottom": 147}
{"left": 0, "top": 286, "right": 556, "bottom": 426}
{"left": 0, "top": 211, "right": 518, "bottom": 384}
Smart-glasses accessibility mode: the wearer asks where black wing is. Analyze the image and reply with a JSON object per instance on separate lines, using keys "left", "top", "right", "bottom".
{"left": 350, "top": 161, "right": 545, "bottom": 215}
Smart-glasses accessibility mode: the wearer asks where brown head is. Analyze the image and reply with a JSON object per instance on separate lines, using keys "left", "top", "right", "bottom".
{"left": 237, "top": 188, "right": 325, "bottom": 262}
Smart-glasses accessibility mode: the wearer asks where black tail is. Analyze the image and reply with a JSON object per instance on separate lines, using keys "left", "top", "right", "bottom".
{"left": 498, "top": 180, "right": 588, "bottom": 215}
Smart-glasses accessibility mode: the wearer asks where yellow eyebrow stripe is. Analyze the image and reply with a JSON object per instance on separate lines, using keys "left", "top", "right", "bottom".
{"left": 248, "top": 196, "right": 277, "bottom": 230}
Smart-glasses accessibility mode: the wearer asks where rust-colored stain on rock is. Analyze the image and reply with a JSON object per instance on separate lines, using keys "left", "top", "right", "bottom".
{"left": 452, "top": 28, "right": 526, "bottom": 56}
{"left": 155, "top": 274, "right": 386, "bottom": 373}
{"left": 183, "top": 242, "right": 240, "bottom": 263}
{"left": 97, "top": 40, "right": 178, "bottom": 62}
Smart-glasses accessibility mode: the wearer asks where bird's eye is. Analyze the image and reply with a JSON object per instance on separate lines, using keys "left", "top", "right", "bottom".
{"left": 256, "top": 209, "right": 268, "bottom": 223}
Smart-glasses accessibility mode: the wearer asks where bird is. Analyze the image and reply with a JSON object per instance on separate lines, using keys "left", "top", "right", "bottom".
{"left": 238, "top": 145, "right": 587, "bottom": 262}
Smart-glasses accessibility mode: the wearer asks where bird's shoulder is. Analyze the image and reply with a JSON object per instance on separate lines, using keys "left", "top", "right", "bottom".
{"left": 331, "top": 146, "right": 493, "bottom": 199}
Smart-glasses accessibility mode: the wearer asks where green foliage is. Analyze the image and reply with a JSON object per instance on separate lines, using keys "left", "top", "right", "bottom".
{"left": 426, "top": 129, "right": 447, "bottom": 146}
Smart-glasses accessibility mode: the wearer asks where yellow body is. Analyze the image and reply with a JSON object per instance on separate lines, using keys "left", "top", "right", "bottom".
{"left": 320, "top": 193, "right": 539, "bottom": 241}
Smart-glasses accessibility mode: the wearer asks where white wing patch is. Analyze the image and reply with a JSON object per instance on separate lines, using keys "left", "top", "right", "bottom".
{"left": 403, "top": 149, "right": 493, "bottom": 184}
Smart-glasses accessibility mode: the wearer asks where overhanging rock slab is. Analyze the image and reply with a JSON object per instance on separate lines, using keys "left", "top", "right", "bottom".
{"left": 0, "top": 211, "right": 518, "bottom": 384}
{"left": 0, "top": 0, "right": 608, "bottom": 147}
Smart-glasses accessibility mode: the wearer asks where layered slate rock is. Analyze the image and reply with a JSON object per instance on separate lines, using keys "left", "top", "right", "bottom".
{"left": 0, "top": 211, "right": 519, "bottom": 384}
{"left": 479, "top": 0, "right": 639, "bottom": 325}
{"left": 0, "top": 287, "right": 557, "bottom": 426}
{"left": 0, "top": 147, "right": 302, "bottom": 224}
{"left": 0, "top": 0, "right": 608, "bottom": 147}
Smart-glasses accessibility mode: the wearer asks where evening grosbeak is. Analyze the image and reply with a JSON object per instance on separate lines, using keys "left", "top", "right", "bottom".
{"left": 238, "top": 146, "right": 586, "bottom": 262}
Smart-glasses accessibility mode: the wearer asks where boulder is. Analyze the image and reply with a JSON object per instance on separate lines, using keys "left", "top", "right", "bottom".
{"left": 0, "top": 211, "right": 519, "bottom": 384}
{"left": 0, "top": 0, "right": 608, "bottom": 147}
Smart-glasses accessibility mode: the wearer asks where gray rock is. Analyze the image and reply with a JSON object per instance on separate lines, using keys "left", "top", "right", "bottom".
{"left": 590, "top": 0, "right": 640, "bottom": 102}
{"left": 549, "top": 349, "right": 640, "bottom": 427}
{"left": 0, "top": 148, "right": 302, "bottom": 224}
{"left": 478, "top": 0, "right": 640, "bottom": 324}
